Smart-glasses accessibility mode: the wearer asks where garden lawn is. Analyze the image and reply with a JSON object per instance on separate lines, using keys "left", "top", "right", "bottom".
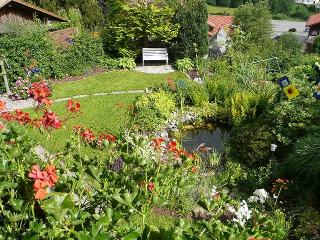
{"left": 207, "top": 5, "right": 235, "bottom": 15}
{"left": 52, "top": 70, "right": 187, "bottom": 99}
{"left": 26, "top": 94, "right": 139, "bottom": 153}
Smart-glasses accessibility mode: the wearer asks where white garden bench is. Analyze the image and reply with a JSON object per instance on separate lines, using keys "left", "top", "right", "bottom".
{"left": 142, "top": 48, "right": 168, "bottom": 66}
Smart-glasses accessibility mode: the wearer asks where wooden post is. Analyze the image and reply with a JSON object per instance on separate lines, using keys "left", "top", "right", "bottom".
{"left": 0, "top": 60, "right": 11, "bottom": 96}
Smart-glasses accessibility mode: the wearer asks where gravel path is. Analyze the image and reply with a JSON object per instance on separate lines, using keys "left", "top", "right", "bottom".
{"left": 0, "top": 89, "right": 145, "bottom": 111}
{"left": 135, "top": 65, "right": 175, "bottom": 74}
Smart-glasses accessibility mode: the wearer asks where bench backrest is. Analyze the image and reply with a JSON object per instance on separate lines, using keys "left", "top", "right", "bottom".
{"left": 143, "top": 48, "right": 168, "bottom": 60}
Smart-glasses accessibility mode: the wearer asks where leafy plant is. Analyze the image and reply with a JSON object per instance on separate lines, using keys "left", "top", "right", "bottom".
{"left": 175, "top": 58, "right": 194, "bottom": 72}
{"left": 117, "top": 57, "right": 136, "bottom": 70}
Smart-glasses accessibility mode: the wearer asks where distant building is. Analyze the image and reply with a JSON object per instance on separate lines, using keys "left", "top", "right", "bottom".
{"left": 295, "top": 0, "right": 320, "bottom": 5}
{"left": 306, "top": 13, "right": 320, "bottom": 51}
{"left": 207, "top": 15, "right": 233, "bottom": 55}
{"left": 0, "top": 0, "right": 66, "bottom": 25}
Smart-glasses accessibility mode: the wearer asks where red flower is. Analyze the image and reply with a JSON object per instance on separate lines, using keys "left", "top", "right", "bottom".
{"left": 81, "top": 128, "right": 95, "bottom": 143}
{"left": 29, "top": 80, "right": 53, "bottom": 107}
{"left": 148, "top": 182, "right": 155, "bottom": 192}
{"left": 45, "top": 165, "right": 59, "bottom": 187}
{"left": 66, "top": 100, "right": 81, "bottom": 113}
{"left": 14, "top": 110, "right": 31, "bottom": 125}
{"left": 167, "top": 141, "right": 178, "bottom": 152}
{"left": 152, "top": 138, "right": 165, "bottom": 150}
{"left": 0, "top": 112, "right": 15, "bottom": 121}
{"left": 73, "top": 125, "right": 83, "bottom": 133}
{"left": 0, "top": 100, "right": 6, "bottom": 111}
{"left": 34, "top": 188, "right": 48, "bottom": 200}
{"left": 97, "top": 133, "right": 116, "bottom": 145}
{"left": 0, "top": 122, "right": 4, "bottom": 131}
{"left": 29, "top": 165, "right": 44, "bottom": 180}
{"left": 29, "top": 164, "right": 58, "bottom": 201}
{"left": 41, "top": 110, "right": 62, "bottom": 129}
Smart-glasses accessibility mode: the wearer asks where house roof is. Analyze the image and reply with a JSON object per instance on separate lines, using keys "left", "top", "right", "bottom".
{"left": 208, "top": 15, "right": 234, "bottom": 37}
{"left": 306, "top": 13, "right": 320, "bottom": 26}
{"left": 0, "top": 0, "right": 67, "bottom": 22}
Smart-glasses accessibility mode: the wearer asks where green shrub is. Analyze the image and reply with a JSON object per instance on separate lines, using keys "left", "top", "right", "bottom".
{"left": 117, "top": 57, "right": 136, "bottom": 70}
{"left": 175, "top": 58, "right": 194, "bottom": 72}
{"left": 284, "top": 132, "right": 320, "bottom": 189}
{"left": 53, "top": 31, "right": 106, "bottom": 78}
{"left": 206, "top": 77, "right": 239, "bottom": 104}
{"left": 185, "top": 81, "right": 209, "bottom": 107}
{"left": 134, "top": 91, "right": 176, "bottom": 130}
{"left": 292, "top": 207, "right": 320, "bottom": 239}
{"left": 230, "top": 90, "right": 274, "bottom": 125}
{"left": 0, "top": 22, "right": 109, "bottom": 84}
{"left": 270, "top": 98, "right": 314, "bottom": 145}
{"left": 0, "top": 23, "right": 55, "bottom": 80}
{"left": 230, "top": 122, "right": 274, "bottom": 167}
{"left": 314, "top": 36, "right": 320, "bottom": 54}
{"left": 172, "top": 0, "right": 208, "bottom": 59}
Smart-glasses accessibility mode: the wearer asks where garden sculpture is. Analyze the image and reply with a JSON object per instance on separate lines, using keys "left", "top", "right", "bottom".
{"left": 0, "top": 55, "right": 11, "bottom": 95}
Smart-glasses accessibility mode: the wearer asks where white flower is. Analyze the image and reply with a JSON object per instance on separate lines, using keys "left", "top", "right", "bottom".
{"left": 232, "top": 200, "right": 252, "bottom": 227}
{"left": 208, "top": 185, "right": 219, "bottom": 200}
{"left": 270, "top": 144, "right": 277, "bottom": 152}
{"left": 250, "top": 189, "right": 269, "bottom": 204}
{"left": 248, "top": 196, "right": 259, "bottom": 203}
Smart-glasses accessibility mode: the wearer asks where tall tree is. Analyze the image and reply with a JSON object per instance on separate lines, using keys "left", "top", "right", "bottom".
{"left": 234, "top": 0, "right": 272, "bottom": 46}
{"left": 173, "top": 0, "right": 208, "bottom": 59}
{"left": 104, "top": 0, "right": 179, "bottom": 58}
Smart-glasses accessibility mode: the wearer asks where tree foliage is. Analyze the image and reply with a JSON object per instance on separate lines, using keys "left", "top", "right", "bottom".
{"left": 233, "top": 1, "right": 272, "bottom": 46}
{"left": 104, "top": 1, "right": 179, "bottom": 58}
{"left": 172, "top": 0, "right": 208, "bottom": 59}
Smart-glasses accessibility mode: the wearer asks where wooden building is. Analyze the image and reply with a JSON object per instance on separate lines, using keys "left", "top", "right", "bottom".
{"left": 306, "top": 13, "right": 320, "bottom": 51}
{"left": 0, "top": 0, "right": 66, "bottom": 25}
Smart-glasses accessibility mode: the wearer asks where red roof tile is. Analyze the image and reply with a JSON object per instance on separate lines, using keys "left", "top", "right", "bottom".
{"left": 307, "top": 13, "right": 320, "bottom": 26}
{"left": 208, "top": 15, "right": 234, "bottom": 36}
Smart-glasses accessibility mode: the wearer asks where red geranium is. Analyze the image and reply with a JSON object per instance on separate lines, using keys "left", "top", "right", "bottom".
{"left": 29, "top": 164, "right": 59, "bottom": 200}
{"left": 40, "top": 110, "right": 62, "bottom": 129}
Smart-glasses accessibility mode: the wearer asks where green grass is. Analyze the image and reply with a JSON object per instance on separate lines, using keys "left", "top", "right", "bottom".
{"left": 52, "top": 70, "right": 186, "bottom": 100}
{"left": 25, "top": 70, "right": 187, "bottom": 153}
{"left": 207, "top": 5, "right": 236, "bottom": 15}
{"left": 26, "top": 94, "right": 139, "bottom": 153}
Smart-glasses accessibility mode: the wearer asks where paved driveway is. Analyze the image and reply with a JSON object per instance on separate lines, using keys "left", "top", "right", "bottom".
{"left": 272, "top": 20, "right": 308, "bottom": 43}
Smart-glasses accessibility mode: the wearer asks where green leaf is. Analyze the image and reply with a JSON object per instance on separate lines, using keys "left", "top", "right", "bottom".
{"left": 9, "top": 198, "right": 24, "bottom": 212}
{"left": 88, "top": 165, "right": 103, "bottom": 180}
{"left": 122, "top": 231, "right": 141, "bottom": 240}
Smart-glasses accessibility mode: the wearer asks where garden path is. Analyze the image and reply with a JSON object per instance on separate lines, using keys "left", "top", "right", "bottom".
{"left": 0, "top": 89, "right": 145, "bottom": 111}
{"left": 134, "top": 65, "right": 174, "bottom": 74}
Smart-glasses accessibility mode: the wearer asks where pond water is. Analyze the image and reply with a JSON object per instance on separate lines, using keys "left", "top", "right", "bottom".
{"left": 182, "top": 125, "right": 230, "bottom": 154}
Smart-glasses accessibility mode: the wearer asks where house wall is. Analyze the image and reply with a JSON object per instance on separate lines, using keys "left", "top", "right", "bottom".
{"left": 295, "top": 0, "right": 320, "bottom": 5}
{"left": 309, "top": 24, "right": 320, "bottom": 36}
{"left": 0, "top": 5, "right": 34, "bottom": 24}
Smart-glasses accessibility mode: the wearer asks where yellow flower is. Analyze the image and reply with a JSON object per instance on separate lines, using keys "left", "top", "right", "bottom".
{"left": 92, "top": 32, "right": 100, "bottom": 38}
{"left": 283, "top": 84, "right": 299, "bottom": 100}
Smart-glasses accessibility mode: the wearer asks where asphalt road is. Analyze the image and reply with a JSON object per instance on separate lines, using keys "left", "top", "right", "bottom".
{"left": 271, "top": 20, "right": 308, "bottom": 43}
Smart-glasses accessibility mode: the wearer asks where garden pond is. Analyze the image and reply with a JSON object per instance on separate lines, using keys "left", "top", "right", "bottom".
{"left": 181, "top": 124, "right": 230, "bottom": 154}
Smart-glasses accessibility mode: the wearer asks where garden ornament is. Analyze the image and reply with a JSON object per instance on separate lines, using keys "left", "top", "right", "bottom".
{"left": 277, "top": 76, "right": 291, "bottom": 89}
{"left": 283, "top": 84, "right": 299, "bottom": 100}
{"left": 0, "top": 55, "right": 11, "bottom": 95}
{"left": 278, "top": 76, "right": 299, "bottom": 100}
